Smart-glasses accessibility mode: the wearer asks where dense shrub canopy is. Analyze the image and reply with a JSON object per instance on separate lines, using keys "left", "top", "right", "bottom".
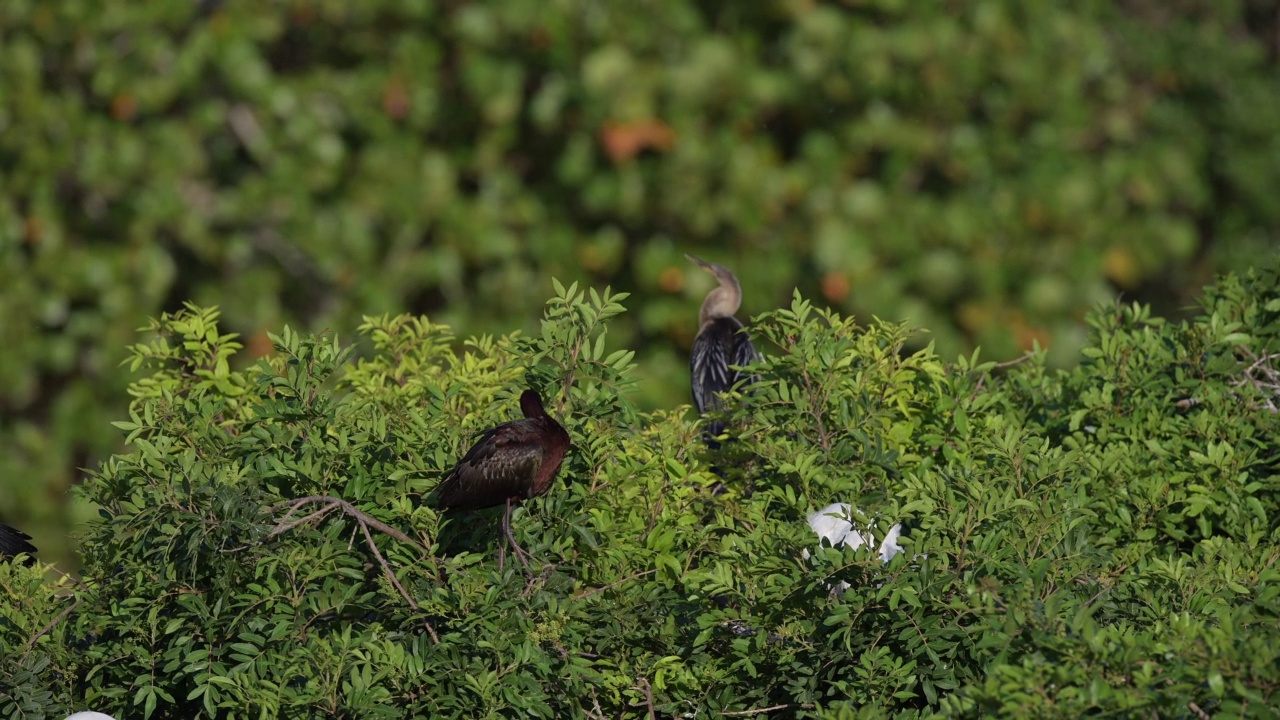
{"left": 2, "top": 270, "right": 1278, "bottom": 718}
{"left": 3, "top": 1, "right": 1280, "bottom": 563}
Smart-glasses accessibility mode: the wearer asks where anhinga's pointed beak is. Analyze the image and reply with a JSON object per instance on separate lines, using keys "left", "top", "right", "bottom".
{"left": 684, "top": 253, "right": 713, "bottom": 272}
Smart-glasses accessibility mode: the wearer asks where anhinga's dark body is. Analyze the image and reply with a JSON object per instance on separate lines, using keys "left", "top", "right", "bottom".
{"left": 0, "top": 523, "right": 37, "bottom": 566}
{"left": 686, "top": 254, "right": 758, "bottom": 439}
{"left": 433, "top": 389, "right": 570, "bottom": 567}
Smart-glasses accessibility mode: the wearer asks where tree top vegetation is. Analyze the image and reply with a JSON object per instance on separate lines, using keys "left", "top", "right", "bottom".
{"left": 3, "top": 268, "right": 1278, "bottom": 717}
{"left": 3, "top": 1, "right": 1280, "bottom": 563}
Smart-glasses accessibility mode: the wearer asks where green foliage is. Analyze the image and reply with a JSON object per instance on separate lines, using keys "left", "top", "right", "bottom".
{"left": 3, "top": 0, "right": 1279, "bottom": 565}
{"left": 3, "top": 271, "right": 1279, "bottom": 717}
{"left": 0, "top": 561, "right": 81, "bottom": 719}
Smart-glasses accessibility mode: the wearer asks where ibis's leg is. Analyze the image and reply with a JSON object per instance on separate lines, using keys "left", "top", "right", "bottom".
{"left": 501, "top": 498, "right": 531, "bottom": 569}
{"left": 497, "top": 520, "right": 506, "bottom": 572}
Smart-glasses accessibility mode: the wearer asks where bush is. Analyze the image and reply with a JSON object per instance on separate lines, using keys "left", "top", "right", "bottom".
{"left": 4, "top": 1, "right": 1280, "bottom": 563}
{"left": 3, "top": 270, "right": 1279, "bottom": 717}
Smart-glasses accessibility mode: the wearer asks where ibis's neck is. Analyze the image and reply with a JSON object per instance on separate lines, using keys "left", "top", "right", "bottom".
{"left": 520, "top": 392, "right": 545, "bottom": 419}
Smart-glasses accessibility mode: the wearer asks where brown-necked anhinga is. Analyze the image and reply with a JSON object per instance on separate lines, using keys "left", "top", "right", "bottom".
{"left": 685, "top": 253, "right": 758, "bottom": 441}
{"left": 0, "top": 522, "right": 37, "bottom": 566}
{"left": 432, "top": 389, "right": 570, "bottom": 568}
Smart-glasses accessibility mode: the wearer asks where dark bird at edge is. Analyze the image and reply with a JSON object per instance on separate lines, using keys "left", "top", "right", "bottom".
{"left": 0, "top": 523, "right": 37, "bottom": 567}
{"left": 685, "top": 254, "right": 758, "bottom": 442}
{"left": 432, "top": 389, "right": 570, "bottom": 569}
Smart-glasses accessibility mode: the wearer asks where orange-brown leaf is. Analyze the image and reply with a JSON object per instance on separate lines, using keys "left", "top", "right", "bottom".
{"left": 599, "top": 120, "right": 676, "bottom": 163}
{"left": 383, "top": 78, "right": 410, "bottom": 121}
{"left": 111, "top": 94, "right": 137, "bottom": 121}
{"left": 821, "top": 271, "right": 850, "bottom": 303}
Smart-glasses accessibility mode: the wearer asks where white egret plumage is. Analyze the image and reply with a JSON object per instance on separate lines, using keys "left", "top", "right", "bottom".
{"left": 806, "top": 502, "right": 904, "bottom": 563}
{"left": 804, "top": 502, "right": 907, "bottom": 594}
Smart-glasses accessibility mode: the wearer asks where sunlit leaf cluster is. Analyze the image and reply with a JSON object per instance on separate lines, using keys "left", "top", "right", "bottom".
{"left": 4, "top": 3, "right": 1279, "bottom": 560}
{"left": 2, "top": 270, "right": 1279, "bottom": 717}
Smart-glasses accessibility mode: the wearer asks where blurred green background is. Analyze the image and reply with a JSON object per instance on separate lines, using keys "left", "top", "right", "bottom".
{"left": 1, "top": 0, "right": 1276, "bottom": 565}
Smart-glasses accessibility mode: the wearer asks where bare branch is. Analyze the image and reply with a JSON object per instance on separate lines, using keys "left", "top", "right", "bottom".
{"left": 1231, "top": 346, "right": 1280, "bottom": 413}
{"left": 266, "top": 503, "right": 340, "bottom": 538}
{"left": 633, "top": 676, "right": 656, "bottom": 720}
{"left": 721, "top": 703, "right": 814, "bottom": 717}
{"left": 23, "top": 596, "right": 82, "bottom": 655}
{"left": 992, "top": 351, "right": 1038, "bottom": 369}
{"left": 274, "top": 495, "right": 424, "bottom": 550}
{"left": 261, "top": 495, "right": 437, "bottom": 643}
{"left": 572, "top": 569, "right": 656, "bottom": 601}
{"left": 226, "top": 104, "right": 265, "bottom": 153}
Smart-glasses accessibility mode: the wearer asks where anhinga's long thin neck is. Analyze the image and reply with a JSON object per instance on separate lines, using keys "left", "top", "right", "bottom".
{"left": 699, "top": 277, "right": 743, "bottom": 327}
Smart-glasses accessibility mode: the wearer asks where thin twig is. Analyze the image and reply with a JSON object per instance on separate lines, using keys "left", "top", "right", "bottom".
{"left": 353, "top": 508, "right": 440, "bottom": 643}
{"left": 993, "top": 351, "right": 1037, "bottom": 369}
{"left": 721, "top": 703, "right": 813, "bottom": 716}
{"left": 226, "top": 104, "right": 265, "bottom": 152}
{"left": 969, "top": 351, "right": 1038, "bottom": 402}
{"left": 586, "top": 687, "right": 607, "bottom": 720}
{"left": 1188, "top": 702, "right": 1210, "bottom": 720}
{"left": 276, "top": 496, "right": 423, "bottom": 550}
{"left": 572, "top": 569, "right": 656, "bottom": 600}
{"left": 23, "top": 596, "right": 82, "bottom": 654}
{"left": 1231, "top": 346, "right": 1279, "bottom": 413}
{"left": 271, "top": 497, "right": 313, "bottom": 525}
{"left": 266, "top": 503, "right": 340, "bottom": 538}
{"left": 264, "top": 495, "right": 438, "bottom": 643}
{"left": 636, "top": 677, "right": 656, "bottom": 720}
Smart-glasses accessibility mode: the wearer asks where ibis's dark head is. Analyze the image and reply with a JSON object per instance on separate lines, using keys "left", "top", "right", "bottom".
{"left": 519, "top": 389, "right": 547, "bottom": 419}
{"left": 0, "top": 523, "right": 37, "bottom": 567}
{"left": 431, "top": 387, "right": 570, "bottom": 512}
{"left": 685, "top": 253, "right": 744, "bottom": 325}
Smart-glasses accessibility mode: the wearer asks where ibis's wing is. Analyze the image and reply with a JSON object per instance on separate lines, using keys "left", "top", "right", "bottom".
{"left": 434, "top": 421, "right": 546, "bottom": 511}
{"left": 0, "top": 523, "right": 37, "bottom": 566}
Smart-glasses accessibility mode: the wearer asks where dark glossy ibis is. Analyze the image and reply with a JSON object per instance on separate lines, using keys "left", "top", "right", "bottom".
{"left": 0, "top": 522, "right": 37, "bottom": 566}
{"left": 433, "top": 389, "right": 570, "bottom": 568}
{"left": 685, "top": 254, "right": 758, "bottom": 440}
